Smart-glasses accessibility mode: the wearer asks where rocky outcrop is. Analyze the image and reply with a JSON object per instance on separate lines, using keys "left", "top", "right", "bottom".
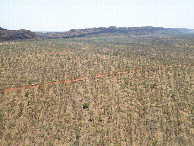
{"left": 0, "top": 28, "right": 39, "bottom": 41}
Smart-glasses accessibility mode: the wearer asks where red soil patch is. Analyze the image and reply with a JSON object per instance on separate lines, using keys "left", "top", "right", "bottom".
{"left": 0, "top": 65, "right": 174, "bottom": 93}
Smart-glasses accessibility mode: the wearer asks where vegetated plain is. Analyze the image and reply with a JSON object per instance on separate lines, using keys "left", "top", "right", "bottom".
{"left": 0, "top": 34, "right": 193, "bottom": 145}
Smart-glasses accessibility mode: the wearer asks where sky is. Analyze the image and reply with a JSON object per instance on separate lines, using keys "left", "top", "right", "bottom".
{"left": 0, "top": 0, "right": 194, "bottom": 31}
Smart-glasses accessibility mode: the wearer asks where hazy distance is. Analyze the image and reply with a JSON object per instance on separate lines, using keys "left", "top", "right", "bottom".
{"left": 0, "top": 0, "right": 194, "bottom": 31}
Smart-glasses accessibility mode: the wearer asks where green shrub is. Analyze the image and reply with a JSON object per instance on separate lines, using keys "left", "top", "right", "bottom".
{"left": 83, "top": 103, "right": 89, "bottom": 109}
{"left": 152, "top": 140, "right": 157, "bottom": 146}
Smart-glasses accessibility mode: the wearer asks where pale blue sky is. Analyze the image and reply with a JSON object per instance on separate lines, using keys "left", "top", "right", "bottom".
{"left": 0, "top": 0, "right": 194, "bottom": 31}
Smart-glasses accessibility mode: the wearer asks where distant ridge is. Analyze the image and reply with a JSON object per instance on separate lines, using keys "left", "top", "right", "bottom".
{"left": 1, "top": 26, "right": 193, "bottom": 41}
{"left": 0, "top": 27, "right": 6, "bottom": 30}
{"left": 36, "top": 26, "right": 173, "bottom": 39}
{"left": 0, "top": 28, "right": 38, "bottom": 41}
{"left": 35, "top": 26, "right": 194, "bottom": 39}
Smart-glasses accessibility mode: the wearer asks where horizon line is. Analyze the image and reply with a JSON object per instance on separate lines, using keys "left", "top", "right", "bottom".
{"left": 1, "top": 26, "right": 193, "bottom": 32}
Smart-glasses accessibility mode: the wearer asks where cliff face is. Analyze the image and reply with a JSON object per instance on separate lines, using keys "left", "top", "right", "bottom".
{"left": 0, "top": 28, "right": 38, "bottom": 41}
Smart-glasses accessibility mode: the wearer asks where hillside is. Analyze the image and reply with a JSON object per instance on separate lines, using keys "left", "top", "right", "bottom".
{"left": 0, "top": 27, "right": 38, "bottom": 41}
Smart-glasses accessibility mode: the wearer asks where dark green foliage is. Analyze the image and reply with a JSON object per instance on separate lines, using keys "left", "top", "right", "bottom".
{"left": 152, "top": 140, "right": 157, "bottom": 146}
{"left": 83, "top": 103, "right": 89, "bottom": 109}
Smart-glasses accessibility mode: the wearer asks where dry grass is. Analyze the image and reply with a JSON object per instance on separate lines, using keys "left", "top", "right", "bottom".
{"left": 0, "top": 35, "right": 193, "bottom": 145}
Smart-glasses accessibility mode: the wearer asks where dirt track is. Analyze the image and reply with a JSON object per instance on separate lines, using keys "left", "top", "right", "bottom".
{"left": 0, "top": 65, "right": 174, "bottom": 93}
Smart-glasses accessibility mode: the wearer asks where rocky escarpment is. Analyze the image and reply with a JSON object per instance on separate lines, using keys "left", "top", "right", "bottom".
{"left": 0, "top": 27, "right": 39, "bottom": 41}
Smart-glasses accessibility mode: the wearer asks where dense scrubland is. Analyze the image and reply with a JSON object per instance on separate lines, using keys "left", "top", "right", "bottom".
{"left": 0, "top": 34, "right": 193, "bottom": 145}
